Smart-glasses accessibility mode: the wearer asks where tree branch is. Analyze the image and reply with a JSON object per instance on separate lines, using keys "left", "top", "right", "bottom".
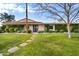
{"left": 70, "top": 10, "right": 79, "bottom": 23}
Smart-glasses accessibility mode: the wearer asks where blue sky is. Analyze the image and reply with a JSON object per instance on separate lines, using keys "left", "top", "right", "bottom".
{"left": 0, "top": 3, "right": 26, "bottom": 21}
{"left": 0, "top": 3, "right": 56, "bottom": 23}
{"left": 28, "top": 3, "right": 58, "bottom": 23}
{"left": 0, "top": 3, "right": 79, "bottom": 25}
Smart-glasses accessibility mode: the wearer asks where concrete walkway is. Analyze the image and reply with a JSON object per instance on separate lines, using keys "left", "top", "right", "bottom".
{"left": 8, "top": 46, "right": 19, "bottom": 53}
{"left": 19, "top": 43, "right": 28, "bottom": 47}
{"left": 0, "top": 53, "right": 3, "bottom": 56}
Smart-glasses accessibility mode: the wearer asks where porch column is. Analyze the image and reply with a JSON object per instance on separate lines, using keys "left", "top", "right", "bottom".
{"left": 24, "top": 25, "right": 26, "bottom": 31}
{"left": 53, "top": 24, "right": 55, "bottom": 31}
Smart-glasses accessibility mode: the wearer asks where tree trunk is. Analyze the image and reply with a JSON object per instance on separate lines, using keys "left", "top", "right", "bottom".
{"left": 67, "top": 24, "right": 71, "bottom": 38}
{"left": 26, "top": 3, "right": 29, "bottom": 33}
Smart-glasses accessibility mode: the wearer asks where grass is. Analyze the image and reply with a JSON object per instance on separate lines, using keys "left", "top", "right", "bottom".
{"left": 0, "top": 33, "right": 32, "bottom": 53}
{"left": 10, "top": 33, "right": 79, "bottom": 56}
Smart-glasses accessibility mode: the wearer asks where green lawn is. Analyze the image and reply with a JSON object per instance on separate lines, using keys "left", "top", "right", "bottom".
{"left": 0, "top": 33, "right": 79, "bottom": 56}
{"left": 0, "top": 33, "right": 32, "bottom": 53}
{"left": 9, "top": 33, "right": 79, "bottom": 56}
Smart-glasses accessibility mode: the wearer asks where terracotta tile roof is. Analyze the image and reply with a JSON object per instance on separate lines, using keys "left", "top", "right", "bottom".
{"left": 45, "top": 22, "right": 79, "bottom": 24}
{"left": 3, "top": 18, "right": 79, "bottom": 25}
{"left": 3, "top": 18, "right": 44, "bottom": 25}
{"left": 17, "top": 18, "right": 40, "bottom": 23}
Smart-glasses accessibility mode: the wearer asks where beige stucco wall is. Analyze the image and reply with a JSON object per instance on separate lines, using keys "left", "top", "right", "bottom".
{"left": 24, "top": 25, "right": 33, "bottom": 32}
{"left": 24, "top": 25, "right": 26, "bottom": 31}
{"left": 38, "top": 24, "right": 45, "bottom": 32}
{"left": 29, "top": 24, "right": 45, "bottom": 32}
{"left": 29, "top": 25, "right": 33, "bottom": 32}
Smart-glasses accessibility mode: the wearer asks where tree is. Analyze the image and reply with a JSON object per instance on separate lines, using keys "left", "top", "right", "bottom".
{"left": 33, "top": 3, "right": 79, "bottom": 38}
{"left": 0, "top": 13, "right": 15, "bottom": 33}
{"left": 0, "top": 13, "right": 15, "bottom": 22}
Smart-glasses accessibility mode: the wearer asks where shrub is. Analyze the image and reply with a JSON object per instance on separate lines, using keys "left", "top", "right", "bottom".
{"left": 56, "top": 30, "right": 59, "bottom": 32}
{"left": 14, "top": 28, "right": 18, "bottom": 32}
{"left": 45, "top": 28, "right": 49, "bottom": 32}
{"left": 52, "top": 31, "right": 56, "bottom": 33}
{"left": 59, "top": 30, "right": 64, "bottom": 33}
{"left": 73, "top": 29, "right": 78, "bottom": 33}
{"left": 9, "top": 28, "right": 14, "bottom": 32}
{"left": 49, "top": 30, "right": 53, "bottom": 33}
{"left": 0, "top": 26, "right": 3, "bottom": 33}
{"left": 0, "top": 29, "right": 2, "bottom": 33}
{"left": 28, "top": 29, "right": 32, "bottom": 33}
{"left": 0, "top": 25, "right": 6, "bottom": 33}
{"left": 5, "top": 28, "right": 9, "bottom": 32}
{"left": 22, "top": 30, "right": 26, "bottom": 33}
{"left": 38, "top": 31, "right": 44, "bottom": 33}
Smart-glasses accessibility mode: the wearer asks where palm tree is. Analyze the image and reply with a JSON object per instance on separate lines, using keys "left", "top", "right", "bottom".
{"left": 25, "top": 3, "right": 29, "bottom": 33}
{"left": 0, "top": 13, "right": 15, "bottom": 22}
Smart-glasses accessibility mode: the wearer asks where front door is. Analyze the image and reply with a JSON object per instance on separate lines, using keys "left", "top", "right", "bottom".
{"left": 33, "top": 25, "right": 38, "bottom": 32}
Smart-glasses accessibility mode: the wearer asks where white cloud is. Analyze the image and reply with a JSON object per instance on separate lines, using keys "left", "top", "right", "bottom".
{"left": 28, "top": 6, "right": 41, "bottom": 13}
{"left": 16, "top": 6, "right": 25, "bottom": 12}
{"left": 28, "top": 6, "right": 35, "bottom": 12}
{"left": 0, "top": 3, "right": 25, "bottom": 13}
{"left": 0, "top": 9, "right": 9, "bottom": 13}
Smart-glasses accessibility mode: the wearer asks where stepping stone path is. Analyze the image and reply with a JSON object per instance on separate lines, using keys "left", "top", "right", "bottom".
{"left": 26, "top": 39, "right": 32, "bottom": 43}
{"left": 1, "top": 34, "right": 37, "bottom": 56}
{"left": 8, "top": 46, "right": 19, "bottom": 53}
{"left": 19, "top": 43, "right": 28, "bottom": 47}
{"left": 0, "top": 53, "right": 3, "bottom": 56}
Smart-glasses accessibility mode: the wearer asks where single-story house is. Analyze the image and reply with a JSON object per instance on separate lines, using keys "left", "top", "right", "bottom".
{"left": 3, "top": 18, "right": 79, "bottom": 32}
